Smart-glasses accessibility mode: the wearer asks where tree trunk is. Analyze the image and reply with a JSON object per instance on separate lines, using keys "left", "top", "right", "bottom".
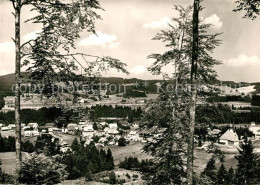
{"left": 14, "top": 0, "right": 22, "bottom": 174}
{"left": 186, "top": 0, "right": 199, "bottom": 184}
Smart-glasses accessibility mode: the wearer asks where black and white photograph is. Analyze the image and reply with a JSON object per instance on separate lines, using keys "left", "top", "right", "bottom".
{"left": 0, "top": 0, "right": 260, "bottom": 184}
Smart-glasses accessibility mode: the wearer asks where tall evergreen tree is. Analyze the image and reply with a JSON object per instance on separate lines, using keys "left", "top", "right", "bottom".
{"left": 201, "top": 157, "right": 217, "bottom": 183}
{"left": 217, "top": 164, "right": 228, "bottom": 184}
{"left": 235, "top": 138, "right": 259, "bottom": 184}
{"left": 226, "top": 167, "right": 235, "bottom": 185}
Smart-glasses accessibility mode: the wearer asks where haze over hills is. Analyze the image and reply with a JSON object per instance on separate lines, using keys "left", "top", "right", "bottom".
{"left": 0, "top": 73, "right": 259, "bottom": 94}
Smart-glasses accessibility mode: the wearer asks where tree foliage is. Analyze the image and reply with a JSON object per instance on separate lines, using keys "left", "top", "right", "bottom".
{"left": 233, "top": 0, "right": 260, "bottom": 20}
{"left": 142, "top": 4, "right": 222, "bottom": 184}
{"left": 61, "top": 140, "right": 114, "bottom": 180}
{"left": 235, "top": 138, "right": 260, "bottom": 184}
{"left": 18, "top": 0, "right": 128, "bottom": 97}
{"left": 18, "top": 155, "right": 67, "bottom": 184}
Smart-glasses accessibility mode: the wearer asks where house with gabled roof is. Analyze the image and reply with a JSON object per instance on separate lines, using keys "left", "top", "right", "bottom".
{"left": 219, "top": 128, "right": 240, "bottom": 146}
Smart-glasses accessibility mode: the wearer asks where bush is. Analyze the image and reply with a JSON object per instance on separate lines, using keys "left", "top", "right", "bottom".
{"left": 109, "top": 172, "right": 116, "bottom": 184}
{"left": 19, "top": 155, "right": 67, "bottom": 184}
{"left": 125, "top": 173, "right": 131, "bottom": 179}
{"left": 85, "top": 170, "right": 93, "bottom": 181}
{"left": 118, "top": 137, "right": 126, "bottom": 146}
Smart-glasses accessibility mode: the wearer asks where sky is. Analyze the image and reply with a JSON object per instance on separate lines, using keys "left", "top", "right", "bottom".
{"left": 0, "top": 0, "right": 259, "bottom": 82}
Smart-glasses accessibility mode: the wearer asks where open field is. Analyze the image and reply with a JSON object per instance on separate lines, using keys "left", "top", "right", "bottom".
{"left": 104, "top": 141, "right": 152, "bottom": 166}
{"left": 0, "top": 152, "right": 31, "bottom": 174}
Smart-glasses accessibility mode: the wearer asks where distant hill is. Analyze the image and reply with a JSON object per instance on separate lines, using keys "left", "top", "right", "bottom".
{"left": 0, "top": 73, "right": 259, "bottom": 94}
{"left": 0, "top": 72, "right": 29, "bottom": 92}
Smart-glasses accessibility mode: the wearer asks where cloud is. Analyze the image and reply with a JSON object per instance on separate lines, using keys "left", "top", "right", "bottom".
{"left": 0, "top": 42, "right": 15, "bottom": 75}
{"left": 22, "top": 30, "right": 41, "bottom": 41}
{"left": 225, "top": 54, "right": 260, "bottom": 67}
{"left": 203, "top": 14, "right": 223, "bottom": 29}
{"left": 216, "top": 54, "right": 260, "bottom": 82}
{"left": 143, "top": 16, "right": 177, "bottom": 29}
{"left": 129, "top": 65, "right": 147, "bottom": 75}
{"left": 78, "top": 31, "right": 120, "bottom": 48}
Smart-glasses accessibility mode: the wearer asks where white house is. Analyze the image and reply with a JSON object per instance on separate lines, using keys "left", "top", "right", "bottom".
{"left": 109, "top": 123, "right": 118, "bottom": 129}
{"left": 219, "top": 129, "right": 240, "bottom": 146}
{"left": 1, "top": 126, "right": 10, "bottom": 131}
{"left": 82, "top": 125, "right": 94, "bottom": 138}
{"left": 78, "top": 120, "right": 90, "bottom": 130}
{"left": 67, "top": 123, "right": 78, "bottom": 132}
{"left": 249, "top": 125, "right": 260, "bottom": 140}
{"left": 24, "top": 131, "right": 33, "bottom": 137}
{"left": 32, "top": 130, "right": 40, "bottom": 136}
{"left": 8, "top": 124, "right": 16, "bottom": 129}
{"left": 28, "top": 123, "right": 38, "bottom": 131}
{"left": 99, "top": 122, "right": 108, "bottom": 127}
{"left": 127, "top": 131, "right": 140, "bottom": 141}
{"left": 108, "top": 128, "right": 119, "bottom": 135}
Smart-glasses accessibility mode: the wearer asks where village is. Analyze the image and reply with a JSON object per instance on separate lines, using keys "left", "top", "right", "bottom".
{"left": 0, "top": 0, "right": 260, "bottom": 184}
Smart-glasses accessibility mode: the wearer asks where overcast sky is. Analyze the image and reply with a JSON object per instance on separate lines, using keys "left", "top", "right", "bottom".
{"left": 0, "top": 0, "right": 259, "bottom": 82}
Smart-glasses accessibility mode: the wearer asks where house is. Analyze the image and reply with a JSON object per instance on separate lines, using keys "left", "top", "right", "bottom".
{"left": 108, "top": 128, "right": 119, "bottom": 135}
{"left": 127, "top": 131, "right": 140, "bottom": 141}
{"left": 99, "top": 137, "right": 108, "bottom": 144}
{"left": 249, "top": 125, "right": 260, "bottom": 140}
{"left": 67, "top": 123, "right": 78, "bottom": 133}
{"left": 99, "top": 122, "right": 108, "bottom": 127}
{"left": 1, "top": 126, "right": 10, "bottom": 131}
{"left": 62, "top": 128, "right": 68, "bottom": 133}
{"left": 8, "top": 124, "right": 16, "bottom": 129}
{"left": 109, "top": 123, "right": 118, "bottom": 129}
{"left": 82, "top": 125, "right": 94, "bottom": 138}
{"left": 28, "top": 123, "right": 38, "bottom": 131}
{"left": 52, "top": 127, "right": 62, "bottom": 133}
{"left": 24, "top": 130, "right": 39, "bottom": 137}
{"left": 24, "top": 131, "right": 33, "bottom": 137}
{"left": 39, "top": 123, "right": 55, "bottom": 130}
{"left": 32, "top": 130, "right": 40, "bottom": 136}
{"left": 209, "top": 129, "right": 221, "bottom": 138}
{"left": 219, "top": 129, "right": 240, "bottom": 146}
{"left": 132, "top": 123, "right": 139, "bottom": 128}
{"left": 23, "top": 126, "right": 31, "bottom": 131}
{"left": 84, "top": 138, "right": 93, "bottom": 146}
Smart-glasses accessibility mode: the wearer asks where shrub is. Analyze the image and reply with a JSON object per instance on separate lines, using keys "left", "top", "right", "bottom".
{"left": 118, "top": 137, "right": 126, "bottom": 146}
{"left": 109, "top": 172, "right": 116, "bottom": 184}
{"left": 19, "top": 155, "right": 67, "bottom": 184}
{"left": 85, "top": 170, "right": 93, "bottom": 181}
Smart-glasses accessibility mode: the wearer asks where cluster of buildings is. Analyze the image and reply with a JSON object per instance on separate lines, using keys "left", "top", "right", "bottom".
{"left": 0, "top": 122, "right": 40, "bottom": 137}
{"left": 197, "top": 122, "right": 260, "bottom": 152}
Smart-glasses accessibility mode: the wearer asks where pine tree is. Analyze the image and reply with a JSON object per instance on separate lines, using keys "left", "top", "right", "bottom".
{"left": 217, "top": 164, "right": 227, "bottom": 184}
{"left": 106, "top": 148, "right": 115, "bottom": 170}
{"left": 201, "top": 157, "right": 217, "bottom": 183}
{"left": 71, "top": 138, "right": 80, "bottom": 152}
{"left": 235, "top": 138, "right": 259, "bottom": 184}
{"left": 226, "top": 167, "right": 234, "bottom": 185}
